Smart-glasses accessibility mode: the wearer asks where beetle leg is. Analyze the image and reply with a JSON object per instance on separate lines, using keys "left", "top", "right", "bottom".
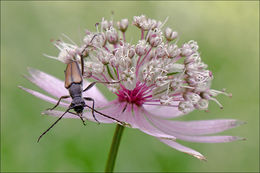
{"left": 80, "top": 34, "right": 99, "bottom": 75}
{"left": 83, "top": 82, "right": 96, "bottom": 92}
{"left": 83, "top": 97, "right": 100, "bottom": 124}
{"left": 37, "top": 108, "right": 71, "bottom": 143}
{"left": 68, "top": 111, "right": 86, "bottom": 126}
{"left": 82, "top": 80, "right": 121, "bottom": 93}
{"left": 47, "top": 95, "right": 70, "bottom": 110}
{"left": 80, "top": 55, "right": 84, "bottom": 76}
{"left": 83, "top": 104, "right": 128, "bottom": 126}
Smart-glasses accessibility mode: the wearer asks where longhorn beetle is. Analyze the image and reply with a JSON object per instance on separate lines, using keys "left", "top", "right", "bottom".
{"left": 37, "top": 35, "right": 123, "bottom": 142}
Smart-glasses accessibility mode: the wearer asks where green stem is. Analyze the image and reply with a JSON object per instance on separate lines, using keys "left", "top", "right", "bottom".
{"left": 105, "top": 124, "right": 125, "bottom": 172}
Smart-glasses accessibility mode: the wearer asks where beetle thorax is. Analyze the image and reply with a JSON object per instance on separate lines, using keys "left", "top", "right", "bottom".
{"left": 69, "top": 83, "right": 83, "bottom": 98}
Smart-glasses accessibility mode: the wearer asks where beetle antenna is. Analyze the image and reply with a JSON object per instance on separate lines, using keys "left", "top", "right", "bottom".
{"left": 37, "top": 108, "right": 71, "bottom": 143}
{"left": 80, "top": 34, "right": 99, "bottom": 75}
{"left": 84, "top": 104, "right": 127, "bottom": 126}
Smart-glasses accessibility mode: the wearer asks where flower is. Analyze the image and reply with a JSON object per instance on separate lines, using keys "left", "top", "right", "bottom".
{"left": 20, "top": 15, "right": 244, "bottom": 160}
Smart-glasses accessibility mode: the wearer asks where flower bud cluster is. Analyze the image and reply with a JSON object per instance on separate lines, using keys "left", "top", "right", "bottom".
{"left": 45, "top": 15, "right": 230, "bottom": 114}
{"left": 176, "top": 40, "right": 231, "bottom": 112}
{"left": 133, "top": 15, "right": 162, "bottom": 31}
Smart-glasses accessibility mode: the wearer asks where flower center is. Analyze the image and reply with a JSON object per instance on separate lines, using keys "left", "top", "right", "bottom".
{"left": 116, "top": 82, "right": 151, "bottom": 106}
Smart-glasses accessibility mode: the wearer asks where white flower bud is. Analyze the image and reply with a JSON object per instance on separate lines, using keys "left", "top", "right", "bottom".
{"left": 178, "top": 101, "right": 194, "bottom": 113}
{"left": 133, "top": 15, "right": 147, "bottom": 29}
{"left": 106, "top": 27, "right": 118, "bottom": 44}
{"left": 135, "top": 40, "right": 149, "bottom": 56}
{"left": 165, "top": 27, "right": 178, "bottom": 41}
{"left": 195, "top": 99, "right": 209, "bottom": 110}
{"left": 148, "top": 32, "right": 162, "bottom": 47}
{"left": 188, "top": 40, "right": 199, "bottom": 51}
{"left": 184, "top": 53, "right": 201, "bottom": 64}
{"left": 155, "top": 44, "right": 167, "bottom": 58}
{"left": 167, "top": 44, "right": 181, "bottom": 58}
{"left": 149, "top": 19, "right": 162, "bottom": 30}
{"left": 101, "top": 19, "right": 113, "bottom": 31}
{"left": 117, "top": 19, "right": 129, "bottom": 32}
{"left": 160, "top": 95, "right": 174, "bottom": 105}
{"left": 181, "top": 43, "right": 193, "bottom": 57}
{"left": 128, "top": 48, "right": 135, "bottom": 59}
{"left": 184, "top": 92, "right": 201, "bottom": 104}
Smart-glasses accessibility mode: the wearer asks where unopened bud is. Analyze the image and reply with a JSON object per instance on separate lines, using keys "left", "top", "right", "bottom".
{"left": 106, "top": 27, "right": 118, "bottom": 44}
{"left": 167, "top": 44, "right": 181, "bottom": 58}
{"left": 128, "top": 48, "right": 135, "bottom": 59}
{"left": 135, "top": 40, "right": 149, "bottom": 56}
{"left": 165, "top": 27, "right": 178, "bottom": 41}
{"left": 148, "top": 32, "right": 162, "bottom": 47}
{"left": 195, "top": 99, "right": 209, "bottom": 110}
{"left": 117, "top": 19, "right": 129, "bottom": 32}
{"left": 181, "top": 43, "right": 193, "bottom": 57}
{"left": 178, "top": 101, "right": 194, "bottom": 113}
{"left": 101, "top": 19, "right": 113, "bottom": 31}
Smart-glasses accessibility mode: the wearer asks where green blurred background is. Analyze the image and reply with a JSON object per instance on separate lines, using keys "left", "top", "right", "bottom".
{"left": 1, "top": 1, "right": 259, "bottom": 172}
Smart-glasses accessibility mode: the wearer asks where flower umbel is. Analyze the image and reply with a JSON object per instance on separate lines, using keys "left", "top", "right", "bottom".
{"left": 21, "top": 15, "right": 244, "bottom": 160}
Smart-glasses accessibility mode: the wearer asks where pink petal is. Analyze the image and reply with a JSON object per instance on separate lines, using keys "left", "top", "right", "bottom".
{"left": 143, "top": 104, "right": 185, "bottom": 118}
{"left": 105, "top": 102, "right": 139, "bottom": 128}
{"left": 85, "top": 101, "right": 137, "bottom": 126}
{"left": 26, "top": 68, "right": 108, "bottom": 105}
{"left": 170, "top": 135, "right": 245, "bottom": 143}
{"left": 88, "top": 101, "right": 126, "bottom": 123}
{"left": 26, "top": 68, "right": 70, "bottom": 100}
{"left": 159, "top": 138, "right": 206, "bottom": 160}
{"left": 42, "top": 110, "right": 79, "bottom": 119}
{"left": 42, "top": 109, "right": 115, "bottom": 124}
{"left": 132, "top": 105, "right": 176, "bottom": 140}
{"left": 82, "top": 79, "right": 108, "bottom": 104}
{"left": 146, "top": 116, "right": 244, "bottom": 136}
{"left": 94, "top": 101, "right": 176, "bottom": 139}
{"left": 19, "top": 86, "right": 69, "bottom": 107}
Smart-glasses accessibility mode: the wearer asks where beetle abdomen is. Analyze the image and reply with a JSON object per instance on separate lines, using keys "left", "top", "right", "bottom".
{"left": 65, "top": 61, "right": 83, "bottom": 88}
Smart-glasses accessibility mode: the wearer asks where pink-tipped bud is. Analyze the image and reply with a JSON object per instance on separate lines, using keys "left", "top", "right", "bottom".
{"left": 106, "top": 27, "right": 118, "bottom": 44}
{"left": 128, "top": 48, "right": 135, "bottom": 59}
{"left": 135, "top": 40, "right": 149, "bottom": 56}
{"left": 148, "top": 32, "right": 162, "bottom": 47}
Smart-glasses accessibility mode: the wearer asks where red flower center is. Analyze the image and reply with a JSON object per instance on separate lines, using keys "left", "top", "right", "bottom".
{"left": 116, "top": 82, "right": 152, "bottom": 106}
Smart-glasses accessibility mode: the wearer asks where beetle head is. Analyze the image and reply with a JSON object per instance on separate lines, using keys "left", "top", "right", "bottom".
{"left": 70, "top": 97, "right": 85, "bottom": 113}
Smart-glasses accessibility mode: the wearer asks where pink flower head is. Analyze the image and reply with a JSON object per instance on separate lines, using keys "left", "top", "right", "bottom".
{"left": 20, "top": 15, "right": 244, "bottom": 160}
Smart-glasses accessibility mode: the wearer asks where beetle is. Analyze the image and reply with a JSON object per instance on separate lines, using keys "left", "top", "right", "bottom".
{"left": 37, "top": 35, "right": 123, "bottom": 142}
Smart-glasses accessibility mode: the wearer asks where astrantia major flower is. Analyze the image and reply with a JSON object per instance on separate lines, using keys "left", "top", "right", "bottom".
{"left": 21, "top": 15, "right": 244, "bottom": 160}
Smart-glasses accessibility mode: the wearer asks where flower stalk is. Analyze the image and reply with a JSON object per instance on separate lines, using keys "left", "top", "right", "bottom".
{"left": 105, "top": 124, "right": 125, "bottom": 172}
